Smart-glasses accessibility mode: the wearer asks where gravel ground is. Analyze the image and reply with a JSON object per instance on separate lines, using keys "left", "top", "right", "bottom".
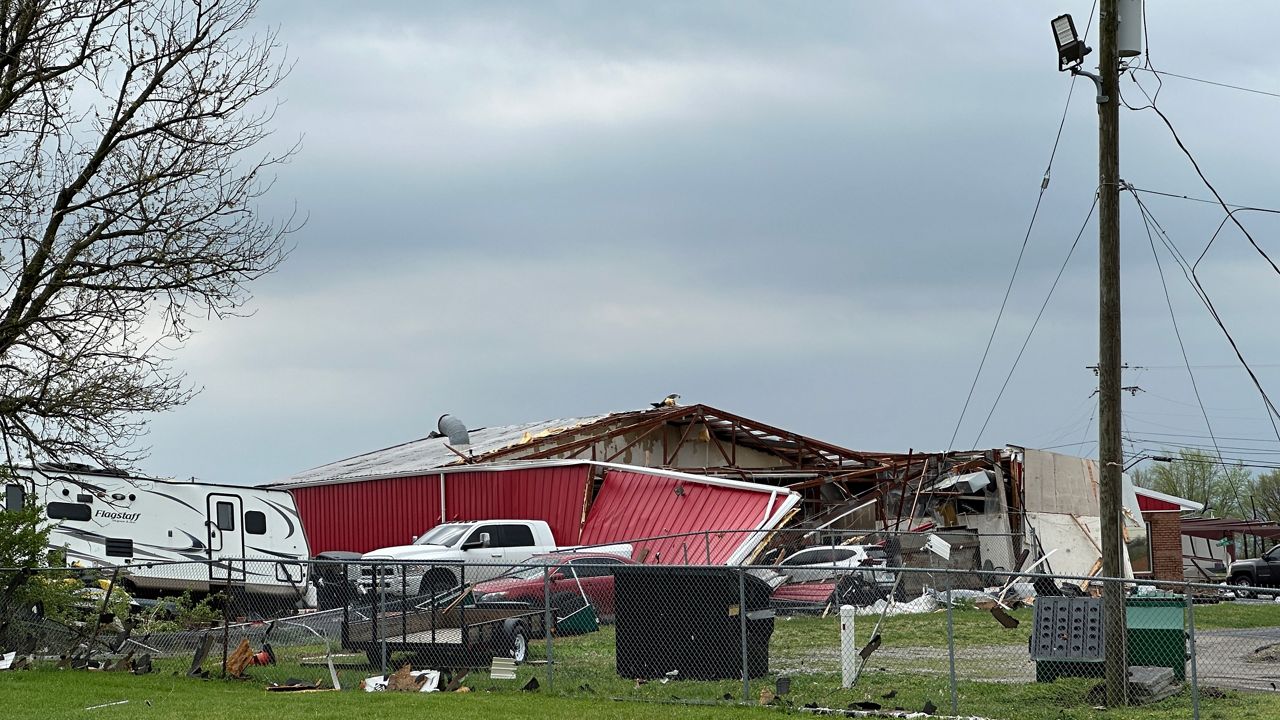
{"left": 773, "top": 627, "right": 1280, "bottom": 693}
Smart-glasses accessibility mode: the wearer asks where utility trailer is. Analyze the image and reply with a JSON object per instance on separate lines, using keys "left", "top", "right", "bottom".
{"left": 342, "top": 591, "right": 546, "bottom": 669}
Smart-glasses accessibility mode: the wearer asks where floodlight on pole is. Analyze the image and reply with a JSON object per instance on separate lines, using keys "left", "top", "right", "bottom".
{"left": 1052, "top": 14, "right": 1092, "bottom": 71}
{"left": 1051, "top": 13, "right": 1105, "bottom": 104}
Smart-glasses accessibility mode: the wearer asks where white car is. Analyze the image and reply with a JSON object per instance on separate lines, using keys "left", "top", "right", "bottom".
{"left": 776, "top": 545, "right": 896, "bottom": 588}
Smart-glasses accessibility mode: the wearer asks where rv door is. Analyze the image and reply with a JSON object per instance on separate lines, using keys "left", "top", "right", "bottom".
{"left": 207, "top": 494, "right": 246, "bottom": 582}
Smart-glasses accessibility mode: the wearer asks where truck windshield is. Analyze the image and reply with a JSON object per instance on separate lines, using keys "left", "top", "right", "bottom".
{"left": 414, "top": 524, "right": 471, "bottom": 547}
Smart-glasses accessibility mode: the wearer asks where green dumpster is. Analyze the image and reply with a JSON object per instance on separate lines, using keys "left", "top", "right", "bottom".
{"left": 1126, "top": 596, "right": 1187, "bottom": 681}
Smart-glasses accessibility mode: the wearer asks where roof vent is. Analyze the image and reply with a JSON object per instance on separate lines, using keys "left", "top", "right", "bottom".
{"left": 437, "top": 414, "right": 471, "bottom": 449}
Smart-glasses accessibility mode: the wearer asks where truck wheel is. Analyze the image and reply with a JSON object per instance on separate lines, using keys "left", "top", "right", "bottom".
{"left": 500, "top": 619, "right": 529, "bottom": 664}
{"left": 1231, "top": 575, "right": 1256, "bottom": 599}
{"left": 419, "top": 569, "right": 458, "bottom": 597}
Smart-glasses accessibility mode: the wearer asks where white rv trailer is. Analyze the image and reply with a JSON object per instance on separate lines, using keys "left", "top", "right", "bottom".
{"left": 3, "top": 464, "right": 310, "bottom": 602}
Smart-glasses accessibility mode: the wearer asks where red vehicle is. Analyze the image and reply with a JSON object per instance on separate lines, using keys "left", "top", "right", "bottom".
{"left": 473, "top": 552, "right": 633, "bottom": 621}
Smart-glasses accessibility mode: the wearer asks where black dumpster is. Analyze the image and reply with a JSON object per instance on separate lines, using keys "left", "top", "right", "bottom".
{"left": 613, "top": 566, "right": 774, "bottom": 680}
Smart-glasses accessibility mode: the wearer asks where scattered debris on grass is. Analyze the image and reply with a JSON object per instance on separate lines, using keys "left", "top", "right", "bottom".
{"left": 1247, "top": 643, "right": 1280, "bottom": 663}
{"left": 266, "top": 679, "right": 326, "bottom": 692}
{"left": 84, "top": 700, "right": 128, "bottom": 711}
{"left": 360, "top": 663, "right": 440, "bottom": 693}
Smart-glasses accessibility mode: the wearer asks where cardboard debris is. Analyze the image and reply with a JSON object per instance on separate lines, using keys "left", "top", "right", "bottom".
{"left": 360, "top": 664, "right": 440, "bottom": 693}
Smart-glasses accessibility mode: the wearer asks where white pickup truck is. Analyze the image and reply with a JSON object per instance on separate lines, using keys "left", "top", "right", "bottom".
{"left": 359, "top": 519, "right": 561, "bottom": 597}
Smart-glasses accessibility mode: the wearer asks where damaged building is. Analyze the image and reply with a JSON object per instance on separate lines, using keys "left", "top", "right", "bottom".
{"left": 267, "top": 403, "right": 1187, "bottom": 584}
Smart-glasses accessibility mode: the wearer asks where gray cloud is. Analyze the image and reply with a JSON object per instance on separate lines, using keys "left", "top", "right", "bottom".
{"left": 134, "top": 1, "right": 1280, "bottom": 484}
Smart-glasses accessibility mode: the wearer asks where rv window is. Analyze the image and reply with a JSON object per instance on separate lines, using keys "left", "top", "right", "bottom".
{"left": 215, "top": 501, "right": 235, "bottom": 531}
{"left": 47, "top": 502, "right": 91, "bottom": 521}
{"left": 4, "top": 484, "right": 23, "bottom": 512}
{"left": 245, "top": 510, "right": 266, "bottom": 535}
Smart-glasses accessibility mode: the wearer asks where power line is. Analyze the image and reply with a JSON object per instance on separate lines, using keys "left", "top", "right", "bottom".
{"left": 947, "top": 72, "right": 1083, "bottom": 452}
{"left": 1133, "top": 67, "right": 1280, "bottom": 100}
{"left": 1129, "top": 189, "right": 1280, "bottom": 442}
{"left": 1129, "top": 186, "right": 1226, "bottom": 466}
{"left": 1125, "top": 449, "right": 1280, "bottom": 472}
{"left": 971, "top": 193, "right": 1099, "bottom": 448}
{"left": 1137, "top": 363, "right": 1280, "bottom": 371}
{"left": 1124, "top": 78, "right": 1280, "bottom": 277}
{"left": 1120, "top": 429, "right": 1280, "bottom": 445}
{"left": 1128, "top": 186, "right": 1280, "bottom": 213}
{"left": 947, "top": 0, "right": 1098, "bottom": 451}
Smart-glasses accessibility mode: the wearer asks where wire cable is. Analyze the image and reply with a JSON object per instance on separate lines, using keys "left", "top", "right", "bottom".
{"left": 946, "top": 1, "right": 1098, "bottom": 451}
{"left": 1134, "top": 67, "right": 1280, "bottom": 100}
{"left": 1128, "top": 186, "right": 1280, "bottom": 214}
{"left": 1124, "top": 75, "right": 1280, "bottom": 277}
{"left": 1129, "top": 191, "right": 1280, "bottom": 441}
{"left": 1129, "top": 187, "right": 1226, "bottom": 467}
{"left": 946, "top": 83, "right": 1075, "bottom": 451}
{"left": 971, "top": 193, "right": 1099, "bottom": 448}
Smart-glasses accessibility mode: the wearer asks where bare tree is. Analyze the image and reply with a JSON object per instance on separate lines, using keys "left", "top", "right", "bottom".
{"left": 0, "top": 0, "right": 295, "bottom": 466}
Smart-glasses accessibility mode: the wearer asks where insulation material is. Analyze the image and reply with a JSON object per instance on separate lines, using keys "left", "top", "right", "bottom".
{"left": 966, "top": 514, "right": 1016, "bottom": 572}
{"left": 1021, "top": 449, "right": 1100, "bottom": 514}
{"left": 580, "top": 468, "right": 800, "bottom": 565}
{"left": 1025, "top": 512, "right": 1136, "bottom": 579}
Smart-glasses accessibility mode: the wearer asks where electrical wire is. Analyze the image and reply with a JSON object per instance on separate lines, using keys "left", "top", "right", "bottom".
{"left": 946, "top": 83, "right": 1076, "bottom": 451}
{"left": 1121, "top": 429, "right": 1280, "bottom": 445}
{"left": 1134, "top": 67, "right": 1280, "bottom": 100}
{"left": 1129, "top": 189, "right": 1280, "bottom": 442}
{"left": 1129, "top": 186, "right": 1280, "bottom": 213}
{"left": 971, "top": 193, "right": 1099, "bottom": 448}
{"left": 1125, "top": 74, "right": 1280, "bottom": 278}
{"left": 946, "top": 1, "right": 1097, "bottom": 451}
{"left": 1073, "top": 403, "right": 1097, "bottom": 456}
{"left": 1130, "top": 187, "right": 1226, "bottom": 467}
{"left": 1137, "top": 362, "right": 1280, "bottom": 371}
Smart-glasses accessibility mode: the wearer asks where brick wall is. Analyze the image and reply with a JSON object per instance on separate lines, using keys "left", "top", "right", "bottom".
{"left": 1148, "top": 511, "right": 1184, "bottom": 581}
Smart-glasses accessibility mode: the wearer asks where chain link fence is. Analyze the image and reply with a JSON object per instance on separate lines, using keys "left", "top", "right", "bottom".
{"left": 3, "top": 540, "right": 1279, "bottom": 718}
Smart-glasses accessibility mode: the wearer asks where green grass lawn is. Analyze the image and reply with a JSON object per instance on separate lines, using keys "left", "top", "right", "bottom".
{"left": 4, "top": 601, "right": 1279, "bottom": 719}
{"left": 3, "top": 667, "right": 1280, "bottom": 720}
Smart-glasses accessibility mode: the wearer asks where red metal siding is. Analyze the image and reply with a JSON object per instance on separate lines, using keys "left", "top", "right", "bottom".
{"left": 579, "top": 470, "right": 776, "bottom": 564}
{"left": 443, "top": 466, "right": 589, "bottom": 546}
{"left": 290, "top": 465, "right": 591, "bottom": 554}
{"left": 292, "top": 475, "right": 443, "bottom": 554}
{"left": 1136, "top": 494, "right": 1180, "bottom": 513}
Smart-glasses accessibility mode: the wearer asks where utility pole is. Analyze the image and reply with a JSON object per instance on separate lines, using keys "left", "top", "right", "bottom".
{"left": 1097, "top": 0, "right": 1128, "bottom": 708}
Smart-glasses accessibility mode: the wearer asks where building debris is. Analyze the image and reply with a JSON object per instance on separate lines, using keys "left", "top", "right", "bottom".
{"left": 360, "top": 664, "right": 440, "bottom": 692}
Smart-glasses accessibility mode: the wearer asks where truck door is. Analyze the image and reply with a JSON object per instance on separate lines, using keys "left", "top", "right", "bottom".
{"left": 207, "top": 494, "right": 246, "bottom": 582}
{"left": 1263, "top": 546, "right": 1280, "bottom": 583}
{"left": 462, "top": 523, "right": 509, "bottom": 581}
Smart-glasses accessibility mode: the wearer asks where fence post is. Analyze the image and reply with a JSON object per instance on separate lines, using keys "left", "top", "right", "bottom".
{"left": 1186, "top": 587, "right": 1199, "bottom": 720}
{"left": 544, "top": 564, "right": 554, "bottom": 692}
{"left": 221, "top": 562, "right": 230, "bottom": 678}
{"left": 738, "top": 566, "right": 749, "bottom": 703}
{"left": 946, "top": 571, "right": 958, "bottom": 714}
{"left": 378, "top": 562, "right": 387, "bottom": 676}
{"left": 840, "top": 604, "right": 856, "bottom": 688}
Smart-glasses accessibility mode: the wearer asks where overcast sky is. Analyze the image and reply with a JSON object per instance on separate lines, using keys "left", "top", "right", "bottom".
{"left": 133, "top": 1, "right": 1280, "bottom": 485}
